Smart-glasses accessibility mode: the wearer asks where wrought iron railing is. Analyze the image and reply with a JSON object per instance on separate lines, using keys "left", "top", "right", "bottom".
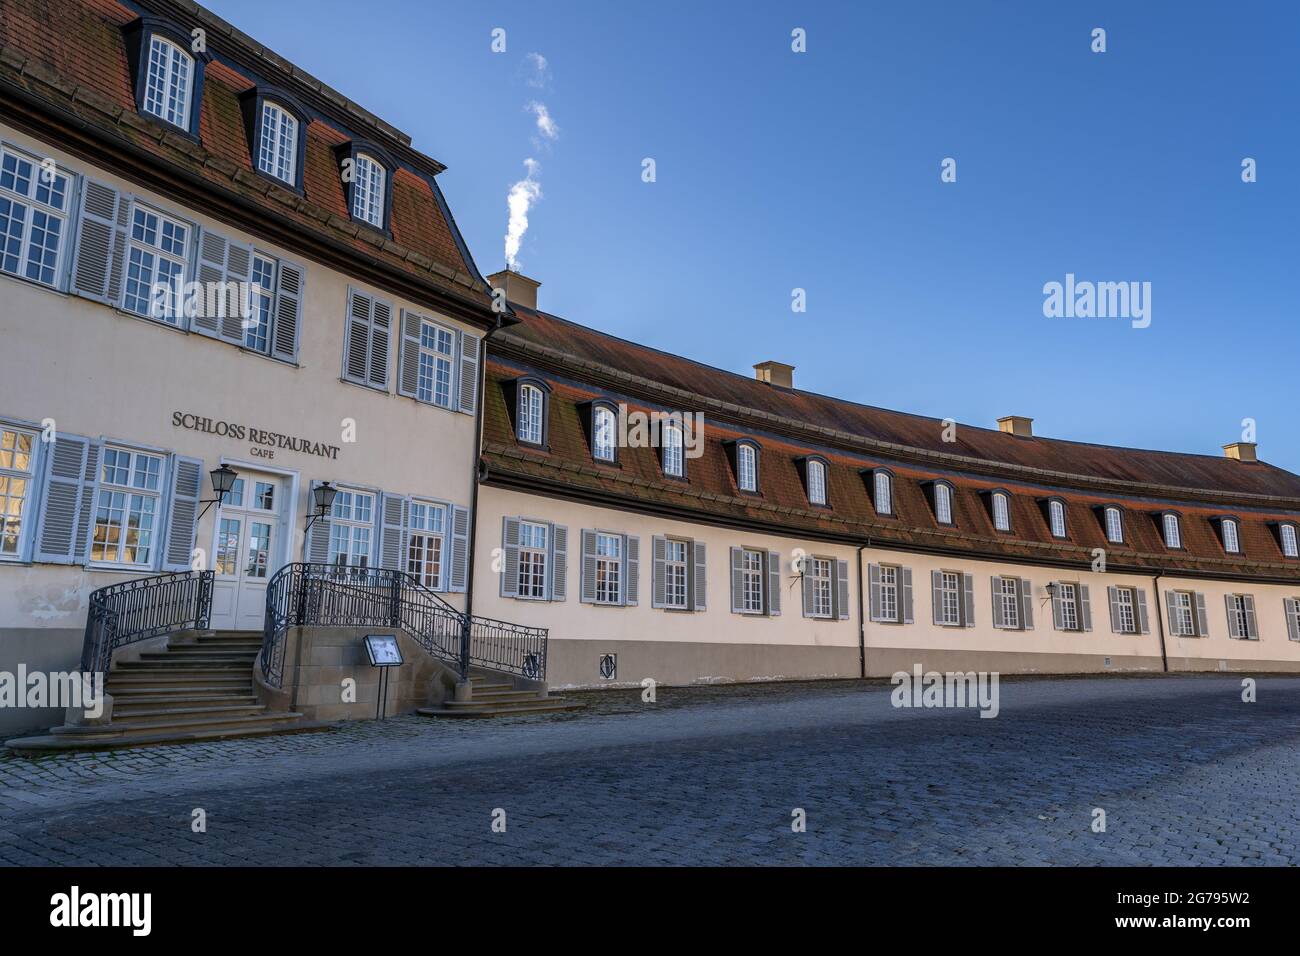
{"left": 81, "top": 570, "right": 215, "bottom": 674}
{"left": 260, "top": 563, "right": 548, "bottom": 688}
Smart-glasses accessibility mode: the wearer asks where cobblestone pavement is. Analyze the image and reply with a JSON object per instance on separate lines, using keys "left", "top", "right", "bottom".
{"left": 1, "top": 674, "right": 1298, "bottom": 865}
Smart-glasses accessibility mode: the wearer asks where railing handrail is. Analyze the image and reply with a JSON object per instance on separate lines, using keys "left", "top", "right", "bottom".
{"left": 81, "top": 570, "right": 215, "bottom": 673}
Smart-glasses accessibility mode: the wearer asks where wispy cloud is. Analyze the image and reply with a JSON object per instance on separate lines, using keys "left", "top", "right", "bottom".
{"left": 504, "top": 158, "right": 542, "bottom": 268}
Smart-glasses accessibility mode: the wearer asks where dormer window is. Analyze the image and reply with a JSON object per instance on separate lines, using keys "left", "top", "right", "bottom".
{"left": 592, "top": 404, "right": 617, "bottom": 462}
{"left": 1219, "top": 517, "right": 1241, "bottom": 555}
{"left": 142, "top": 35, "right": 193, "bottom": 130}
{"left": 872, "top": 469, "right": 893, "bottom": 516}
{"left": 1104, "top": 506, "right": 1124, "bottom": 544}
{"left": 1281, "top": 523, "right": 1299, "bottom": 559}
{"left": 992, "top": 491, "right": 1011, "bottom": 532}
{"left": 517, "top": 384, "right": 544, "bottom": 446}
{"left": 257, "top": 102, "right": 299, "bottom": 185}
{"left": 662, "top": 422, "right": 685, "bottom": 478}
{"left": 351, "top": 153, "right": 387, "bottom": 228}
{"left": 1161, "top": 512, "right": 1183, "bottom": 550}
{"left": 1048, "top": 499, "right": 1068, "bottom": 539}
{"left": 737, "top": 443, "right": 758, "bottom": 493}
{"left": 807, "top": 459, "right": 827, "bottom": 506}
{"left": 933, "top": 481, "right": 953, "bottom": 525}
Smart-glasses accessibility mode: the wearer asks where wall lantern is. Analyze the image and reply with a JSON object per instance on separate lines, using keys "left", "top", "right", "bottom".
{"left": 304, "top": 481, "right": 339, "bottom": 535}
{"left": 197, "top": 464, "right": 239, "bottom": 519}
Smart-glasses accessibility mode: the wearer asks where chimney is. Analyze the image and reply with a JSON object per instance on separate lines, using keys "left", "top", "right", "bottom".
{"left": 1223, "top": 441, "right": 1257, "bottom": 463}
{"left": 486, "top": 268, "right": 541, "bottom": 311}
{"left": 997, "top": 415, "right": 1034, "bottom": 438}
{"left": 753, "top": 361, "right": 795, "bottom": 389}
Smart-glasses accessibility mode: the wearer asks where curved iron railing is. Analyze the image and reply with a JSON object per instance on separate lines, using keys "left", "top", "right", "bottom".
{"left": 260, "top": 563, "right": 547, "bottom": 688}
{"left": 81, "top": 570, "right": 215, "bottom": 674}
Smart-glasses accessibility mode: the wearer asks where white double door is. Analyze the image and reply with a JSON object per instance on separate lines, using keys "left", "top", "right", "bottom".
{"left": 210, "top": 470, "right": 288, "bottom": 632}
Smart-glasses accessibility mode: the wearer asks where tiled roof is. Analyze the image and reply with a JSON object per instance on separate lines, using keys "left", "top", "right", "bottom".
{"left": 0, "top": 0, "right": 493, "bottom": 314}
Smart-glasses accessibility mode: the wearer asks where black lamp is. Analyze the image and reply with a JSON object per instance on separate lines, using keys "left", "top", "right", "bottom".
{"left": 197, "top": 464, "right": 239, "bottom": 519}
{"left": 304, "top": 481, "right": 338, "bottom": 535}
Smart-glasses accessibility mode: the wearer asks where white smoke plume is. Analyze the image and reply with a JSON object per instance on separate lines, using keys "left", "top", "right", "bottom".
{"left": 504, "top": 158, "right": 542, "bottom": 268}
{"left": 524, "top": 52, "right": 550, "bottom": 88}
{"left": 527, "top": 101, "right": 559, "bottom": 142}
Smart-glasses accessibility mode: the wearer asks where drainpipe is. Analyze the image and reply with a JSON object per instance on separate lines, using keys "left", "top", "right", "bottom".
{"left": 1152, "top": 574, "right": 1169, "bottom": 673}
{"left": 856, "top": 544, "right": 867, "bottom": 679}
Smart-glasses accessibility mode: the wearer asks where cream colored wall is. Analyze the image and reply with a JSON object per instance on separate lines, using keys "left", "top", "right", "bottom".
{"left": 1156, "top": 575, "right": 1300, "bottom": 668}
{"left": 0, "top": 121, "right": 479, "bottom": 634}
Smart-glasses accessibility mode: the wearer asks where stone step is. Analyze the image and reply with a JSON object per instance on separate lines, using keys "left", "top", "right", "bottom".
{"left": 49, "top": 711, "right": 305, "bottom": 738}
{"left": 107, "top": 677, "right": 254, "bottom": 692}
{"left": 136, "top": 651, "right": 257, "bottom": 661}
{"left": 112, "top": 703, "right": 268, "bottom": 721}
{"left": 106, "top": 693, "right": 259, "bottom": 707}
{"left": 190, "top": 641, "right": 263, "bottom": 650}
{"left": 116, "top": 660, "right": 255, "bottom": 669}
{"left": 469, "top": 681, "right": 515, "bottom": 693}
{"left": 418, "top": 697, "right": 585, "bottom": 718}
{"left": 470, "top": 689, "right": 548, "bottom": 703}
{"left": 6, "top": 717, "right": 332, "bottom": 753}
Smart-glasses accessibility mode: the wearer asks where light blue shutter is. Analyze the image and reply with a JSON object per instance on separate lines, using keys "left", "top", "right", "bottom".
{"left": 692, "top": 541, "right": 707, "bottom": 610}
{"left": 580, "top": 529, "right": 598, "bottom": 604}
{"left": 162, "top": 455, "right": 203, "bottom": 571}
{"left": 801, "top": 562, "right": 815, "bottom": 618}
{"left": 1224, "top": 595, "right": 1240, "bottom": 638}
{"left": 1194, "top": 592, "right": 1209, "bottom": 637}
{"left": 651, "top": 536, "right": 667, "bottom": 609}
{"left": 901, "top": 567, "right": 914, "bottom": 624}
{"left": 931, "top": 571, "right": 943, "bottom": 625}
{"left": 549, "top": 523, "right": 567, "bottom": 601}
{"left": 271, "top": 259, "right": 304, "bottom": 363}
{"left": 398, "top": 309, "right": 421, "bottom": 398}
{"left": 344, "top": 289, "right": 373, "bottom": 384}
{"left": 1135, "top": 588, "right": 1150, "bottom": 634}
{"left": 1286, "top": 599, "right": 1300, "bottom": 642}
{"left": 1020, "top": 579, "right": 1034, "bottom": 630}
{"left": 1108, "top": 586, "right": 1122, "bottom": 633}
{"left": 962, "top": 573, "right": 975, "bottom": 627}
{"left": 836, "top": 559, "right": 850, "bottom": 620}
{"left": 1243, "top": 595, "right": 1258, "bottom": 639}
{"left": 767, "top": 551, "right": 781, "bottom": 616}
{"left": 624, "top": 535, "right": 639, "bottom": 606}
{"left": 369, "top": 298, "right": 392, "bottom": 390}
{"left": 448, "top": 504, "right": 470, "bottom": 592}
{"left": 869, "top": 564, "right": 883, "bottom": 622}
{"left": 379, "top": 493, "right": 406, "bottom": 571}
{"left": 991, "top": 577, "right": 1005, "bottom": 629}
{"left": 730, "top": 547, "right": 744, "bottom": 613}
{"left": 458, "top": 330, "right": 481, "bottom": 415}
{"left": 192, "top": 229, "right": 229, "bottom": 340}
{"left": 305, "top": 480, "right": 332, "bottom": 563}
{"left": 221, "top": 240, "right": 253, "bottom": 344}
{"left": 70, "top": 180, "right": 129, "bottom": 304}
{"left": 500, "top": 517, "right": 520, "bottom": 597}
{"left": 35, "top": 434, "right": 99, "bottom": 564}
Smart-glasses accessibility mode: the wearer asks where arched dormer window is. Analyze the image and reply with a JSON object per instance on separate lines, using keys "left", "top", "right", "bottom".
{"left": 336, "top": 142, "right": 395, "bottom": 232}
{"left": 1159, "top": 511, "right": 1183, "bottom": 550}
{"left": 258, "top": 101, "right": 300, "bottom": 186}
{"left": 989, "top": 490, "right": 1012, "bottom": 532}
{"left": 1213, "top": 516, "right": 1241, "bottom": 555}
{"left": 1276, "top": 521, "right": 1299, "bottom": 559}
{"left": 871, "top": 468, "right": 894, "bottom": 517}
{"left": 926, "top": 480, "right": 955, "bottom": 526}
{"left": 1102, "top": 505, "right": 1124, "bottom": 544}
{"left": 661, "top": 421, "right": 685, "bottom": 478}
{"left": 1045, "top": 497, "right": 1068, "bottom": 539}
{"left": 505, "top": 377, "right": 549, "bottom": 448}
{"left": 123, "top": 19, "right": 210, "bottom": 138}
{"left": 797, "top": 456, "right": 829, "bottom": 507}
{"left": 592, "top": 403, "right": 617, "bottom": 463}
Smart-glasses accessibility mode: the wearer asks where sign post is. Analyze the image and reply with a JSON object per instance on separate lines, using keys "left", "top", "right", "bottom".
{"left": 363, "top": 634, "right": 403, "bottom": 720}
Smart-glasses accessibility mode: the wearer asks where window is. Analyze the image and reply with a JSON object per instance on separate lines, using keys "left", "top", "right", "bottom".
{"left": 737, "top": 443, "right": 757, "bottom": 493}
{"left": 664, "top": 538, "right": 689, "bottom": 609}
{"left": 937, "top": 571, "right": 961, "bottom": 626}
{"left": 257, "top": 102, "right": 299, "bottom": 185}
{"left": 91, "top": 447, "right": 164, "bottom": 567}
{"left": 406, "top": 501, "right": 446, "bottom": 589}
{"left": 1114, "top": 587, "right": 1137, "bottom": 634}
{"left": 662, "top": 422, "right": 684, "bottom": 478}
{"left": 996, "top": 577, "right": 1020, "bottom": 628}
{"left": 416, "top": 320, "right": 455, "bottom": 408}
{"left": 1287, "top": 599, "right": 1300, "bottom": 641}
{"left": 992, "top": 492, "right": 1011, "bottom": 532}
{"left": 327, "top": 489, "right": 374, "bottom": 569}
{"left": 215, "top": 517, "right": 239, "bottom": 575}
{"left": 740, "top": 548, "right": 765, "bottom": 613}
{"left": 873, "top": 470, "right": 893, "bottom": 515}
{"left": 807, "top": 459, "right": 827, "bottom": 506}
{"left": 1057, "top": 582, "right": 1079, "bottom": 631}
{"left": 593, "top": 405, "right": 617, "bottom": 462}
{"left": 808, "top": 557, "right": 833, "bottom": 618}
{"left": 518, "top": 384, "right": 544, "bottom": 445}
{"left": 351, "top": 153, "right": 386, "bottom": 228}
{"left": 1281, "top": 524, "right": 1299, "bottom": 559}
{"left": 1162, "top": 513, "right": 1182, "bottom": 549}
{"left": 245, "top": 255, "right": 276, "bottom": 353}
{"left": 934, "top": 483, "right": 953, "bottom": 525}
{"left": 0, "top": 426, "right": 36, "bottom": 557}
{"left": 0, "top": 148, "right": 71, "bottom": 288}
{"left": 245, "top": 521, "right": 272, "bottom": 579}
{"left": 1170, "top": 591, "right": 1196, "bottom": 637}
{"left": 123, "top": 205, "right": 189, "bottom": 323}
{"left": 877, "top": 565, "right": 899, "bottom": 622}
{"left": 517, "top": 521, "right": 548, "bottom": 599}
{"left": 594, "top": 533, "right": 623, "bottom": 604}
{"left": 1221, "top": 518, "right": 1240, "bottom": 555}
{"left": 1104, "top": 506, "right": 1123, "bottom": 544}
{"left": 1048, "top": 499, "right": 1067, "bottom": 538}
{"left": 1226, "top": 594, "right": 1251, "bottom": 640}
{"left": 142, "top": 36, "right": 193, "bottom": 130}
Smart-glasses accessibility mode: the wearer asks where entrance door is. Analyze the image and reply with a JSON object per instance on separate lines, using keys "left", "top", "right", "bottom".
{"left": 209, "top": 472, "right": 285, "bottom": 631}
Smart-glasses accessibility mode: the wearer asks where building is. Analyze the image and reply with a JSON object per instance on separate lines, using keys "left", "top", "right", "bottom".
{"left": 2, "top": 0, "right": 1299, "bottom": 740}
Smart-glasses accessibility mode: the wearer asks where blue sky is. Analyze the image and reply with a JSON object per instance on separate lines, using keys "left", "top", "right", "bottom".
{"left": 207, "top": 0, "right": 1300, "bottom": 472}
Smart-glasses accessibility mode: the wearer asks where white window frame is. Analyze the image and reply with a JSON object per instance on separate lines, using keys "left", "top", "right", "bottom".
{"left": 518, "top": 384, "right": 544, "bottom": 445}
{"left": 1104, "top": 506, "right": 1123, "bottom": 544}
{"left": 593, "top": 405, "right": 617, "bottom": 462}
{"left": 992, "top": 492, "right": 1010, "bottom": 532}
{"left": 1221, "top": 518, "right": 1240, "bottom": 555}
{"left": 326, "top": 487, "right": 375, "bottom": 570}
{"left": 1281, "top": 523, "right": 1299, "bottom": 559}
{"left": 0, "top": 145, "right": 74, "bottom": 290}
{"left": 1227, "top": 594, "right": 1250, "bottom": 640}
{"left": 415, "top": 317, "right": 456, "bottom": 409}
{"left": 0, "top": 424, "right": 38, "bottom": 560}
{"left": 142, "top": 35, "right": 194, "bottom": 130}
{"left": 740, "top": 547, "right": 765, "bottom": 614}
{"left": 1048, "top": 499, "right": 1067, "bottom": 538}
{"left": 934, "top": 483, "right": 953, "bottom": 525}
{"left": 997, "top": 576, "right": 1019, "bottom": 628}
{"left": 257, "top": 101, "right": 299, "bottom": 185}
{"left": 351, "top": 153, "right": 386, "bottom": 228}
{"left": 807, "top": 460, "right": 827, "bottom": 506}
{"left": 517, "top": 520, "right": 549, "bottom": 599}
{"left": 594, "top": 532, "right": 623, "bottom": 605}
{"left": 1162, "top": 513, "right": 1182, "bottom": 550}
{"left": 1058, "top": 582, "right": 1080, "bottom": 631}
{"left": 737, "top": 443, "right": 757, "bottom": 492}
{"left": 1287, "top": 598, "right": 1300, "bottom": 640}
{"left": 90, "top": 444, "right": 167, "bottom": 569}
{"left": 1114, "top": 586, "right": 1137, "bottom": 634}
{"left": 406, "top": 499, "right": 447, "bottom": 590}
{"left": 662, "top": 423, "right": 685, "bottom": 478}
{"left": 938, "top": 571, "right": 961, "bottom": 626}
{"left": 664, "top": 538, "right": 689, "bottom": 609}
{"left": 1171, "top": 590, "right": 1196, "bottom": 637}
{"left": 873, "top": 470, "right": 892, "bottom": 515}
{"left": 809, "top": 556, "right": 833, "bottom": 618}
{"left": 878, "top": 564, "right": 899, "bottom": 622}
{"left": 122, "top": 202, "right": 190, "bottom": 324}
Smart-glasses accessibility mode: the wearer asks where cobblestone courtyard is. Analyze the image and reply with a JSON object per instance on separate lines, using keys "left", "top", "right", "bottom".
{"left": 1, "top": 674, "right": 1298, "bottom": 866}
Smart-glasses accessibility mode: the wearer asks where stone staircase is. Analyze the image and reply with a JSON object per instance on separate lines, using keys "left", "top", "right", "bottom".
{"left": 417, "top": 671, "right": 584, "bottom": 718}
{"left": 5, "top": 631, "right": 325, "bottom": 753}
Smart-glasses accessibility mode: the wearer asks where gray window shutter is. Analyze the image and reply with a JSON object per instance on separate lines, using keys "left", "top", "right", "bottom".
{"left": 931, "top": 570, "right": 943, "bottom": 626}
{"left": 458, "top": 331, "right": 481, "bottom": 415}
{"left": 379, "top": 493, "right": 406, "bottom": 572}
{"left": 344, "top": 289, "right": 373, "bottom": 384}
{"left": 305, "top": 481, "right": 332, "bottom": 563}
{"left": 801, "top": 562, "right": 815, "bottom": 618}
{"left": 221, "top": 241, "right": 253, "bottom": 344}
{"left": 836, "top": 559, "right": 850, "bottom": 620}
{"left": 549, "top": 523, "right": 567, "bottom": 601}
{"left": 1136, "top": 588, "right": 1150, "bottom": 634}
{"left": 271, "top": 259, "right": 304, "bottom": 363}
{"left": 692, "top": 541, "right": 707, "bottom": 610}
{"left": 398, "top": 309, "right": 421, "bottom": 398}
{"left": 991, "top": 577, "right": 1005, "bottom": 629}
{"left": 1019, "top": 579, "right": 1034, "bottom": 630}
{"left": 1107, "top": 586, "right": 1121, "bottom": 633}
{"left": 962, "top": 573, "right": 975, "bottom": 627}
{"left": 1164, "top": 590, "right": 1178, "bottom": 635}
{"left": 624, "top": 534, "right": 639, "bottom": 606}
{"left": 1224, "top": 594, "right": 1239, "bottom": 638}
{"left": 1286, "top": 598, "right": 1300, "bottom": 642}
{"left": 369, "top": 298, "right": 392, "bottom": 389}
{"left": 730, "top": 547, "right": 744, "bottom": 613}
{"left": 35, "top": 434, "right": 99, "bottom": 565}
{"left": 767, "top": 551, "right": 781, "bottom": 616}
{"left": 652, "top": 535, "right": 667, "bottom": 609}
{"left": 902, "top": 567, "right": 914, "bottom": 624}
{"left": 868, "top": 564, "right": 883, "bottom": 622}
{"left": 1194, "top": 592, "right": 1209, "bottom": 637}
{"left": 1052, "top": 586, "right": 1065, "bottom": 630}
{"left": 192, "top": 229, "right": 229, "bottom": 340}
{"left": 1243, "top": 595, "right": 1258, "bottom": 639}
{"left": 448, "top": 504, "right": 470, "bottom": 592}
{"left": 500, "top": 517, "right": 520, "bottom": 597}
{"left": 161, "top": 455, "right": 203, "bottom": 572}
{"left": 580, "top": 529, "right": 598, "bottom": 604}
{"left": 70, "top": 180, "right": 129, "bottom": 304}
{"left": 1080, "top": 585, "right": 1092, "bottom": 632}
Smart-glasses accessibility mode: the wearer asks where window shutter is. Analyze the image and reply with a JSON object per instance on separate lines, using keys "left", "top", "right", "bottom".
{"left": 931, "top": 570, "right": 942, "bottom": 626}
{"left": 1224, "top": 594, "right": 1240, "bottom": 638}
{"left": 730, "top": 547, "right": 744, "bottom": 613}
{"left": 271, "top": 259, "right": 304, "bottom": 363}
{"left": 1136, "top": 588, "right": 1150, "bottom": 634}
{"left": 448, "top": 504, "right": 470, "bottom": 592}
{"left": 305, "top": 480, "right": 332, "bottom": 563}
{"left": 1107, "top": 586, "right": 1121, "bottom": 633}
{"left": 767, "top": 551, "right": 781, "bottom": 616}
{"left": 500, "top": 517, "right": 520, "bottom": 597}
{"left": 1079, "top": 585, "right": 1092, "bottom": 632}
{"left": 1243, "top": 595, "right": 1258, "bottom": 639}
{"left": 1164, "top": 591, "right": 1179, "bottom": 636}
{"left": 221, "top": 241, "right": 253, "bottom": 344}
{"left": 34, "top": 434, "right": 99, "bottom": 565}
{"left": 192, "top": 229, "right": 229, "bottom": 340}
{"left": 161, "top": 455, "right": 203, "bottom": 572}
{"left": 801, "top": 562, "right": 815, "bottom": 618}
{"left": 379, "top": 493, "right": 406, "bottom": 571}
{"left": 1019, "top": 579, "right": 1034, "bottom": 630}
{"left": 344, "top": 289, "right": 373, "bottom": 384}
{"left": 70, "top": 180, "right": 129, "bottom": 304}
{"left": 624, "top": 535, "right": 639, "bottom": 606}
{"left": 836, "top": 559, "right": 850, "bottom": 620}
{"left": 580, "top": 529, "right": 598, "bottom": 604}
{"left": 962, "top": 573, "right": 975, "bottom": 627}
{"left": 868, "top": 564, "right": 883, "bottom": 622}
{"left": 901, "top": 567, "right": 914, "bottom": 624}
{"left": 1052, "top": 586, "right": 1065, "bottom": 630}
{"left": 1194, "top": 592, "right": 1209, "bottom": 637}
{"left": 458, "top": 331, "right": 481, "bottom": 415}
{"left": 398, "top": 309, "right": 421, "bottom": 398}
{"left": 991, "top": 577, "right": 1005, "bottom": 629}
{"left": 1286, "top": 598, "right": 1300, "bottom": 642}
{"left": 549, "top": 523, "right": 567, "bottom": 601}
{"left": 692, "top": 541, "right": 707, "bottom": 610}
{"left": 652, "top": 535, "right": 667, "bottom": 609}
{"left": 369, "top": 298, "right": 392, "bottom": 389}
